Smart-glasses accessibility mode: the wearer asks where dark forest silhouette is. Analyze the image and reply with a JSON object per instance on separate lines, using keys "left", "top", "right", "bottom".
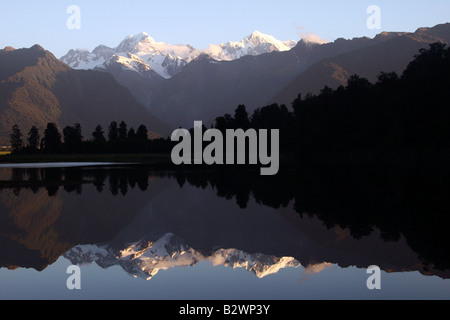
{"left": 212, "top": 42, "right": 450, "bottom": 165}
{"left": 9, "top": 121, "right": 173, "bottom": 155}
{"left": 173, "top": 165, "right": 450, "bottom": 272}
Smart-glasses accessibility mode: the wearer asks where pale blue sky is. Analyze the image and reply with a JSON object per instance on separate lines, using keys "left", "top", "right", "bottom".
{"left": 0, "top": 0, "right": 449, "bottom": 58}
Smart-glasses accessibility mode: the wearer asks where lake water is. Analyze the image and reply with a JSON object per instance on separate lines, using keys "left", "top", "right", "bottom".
{"left": 0, "top": 163, "right": 449, "bottom": 300}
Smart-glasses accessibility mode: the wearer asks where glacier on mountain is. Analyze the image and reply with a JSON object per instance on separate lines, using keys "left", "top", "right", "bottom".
{"left": 60, "top": 31, "right": 297, "bottom": 79}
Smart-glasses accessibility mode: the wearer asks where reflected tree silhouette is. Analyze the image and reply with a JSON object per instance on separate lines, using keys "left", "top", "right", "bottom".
{"left": 1, "top": 164, "right": 449, "bottom": 271}
{"left": 93, "top": 170, "right": 107, "bottom": 193}
{"left": 171, "top": 165, "right": 450, "bottom": 271}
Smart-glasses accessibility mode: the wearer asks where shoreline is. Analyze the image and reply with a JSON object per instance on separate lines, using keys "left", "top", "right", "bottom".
{"left": 0, "top": 153, "right": 172, "bottom": 164}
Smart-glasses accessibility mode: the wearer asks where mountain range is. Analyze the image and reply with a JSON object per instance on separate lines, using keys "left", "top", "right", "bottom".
{"left": 1, "top": 23, "right": 449, "bottom": 144}
{"left": 272, "top": 23, "right": 450, "bottom": 106}
{"left": 153, "top": 23, "right": 450, "bottom": 129}
{"left": 60, "top": 31, "right": 298, "bottom": 79}
{"left": 61, "top": 24, "right": 450, "bottom": 130}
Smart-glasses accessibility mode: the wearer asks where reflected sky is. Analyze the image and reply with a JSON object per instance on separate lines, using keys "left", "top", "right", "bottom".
{"left": 1, "top": 256, "right": 449, "bottom": 300}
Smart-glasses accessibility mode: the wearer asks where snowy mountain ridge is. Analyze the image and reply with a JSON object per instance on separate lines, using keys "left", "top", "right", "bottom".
{"left": 60, "top": 31, "right": 298, "bottom": 79}
{"left": 63, "top": 233, "right": 301, "bottom": 280}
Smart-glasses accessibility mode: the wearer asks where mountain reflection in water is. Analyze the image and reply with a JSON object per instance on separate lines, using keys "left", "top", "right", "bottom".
{"left": 0, "top": 164, "right": 449, "bottom": 282}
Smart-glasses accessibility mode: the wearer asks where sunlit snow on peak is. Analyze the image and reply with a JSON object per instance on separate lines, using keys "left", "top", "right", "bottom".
{"left": 60, "top": 31, "right": 298, "bottom": 78}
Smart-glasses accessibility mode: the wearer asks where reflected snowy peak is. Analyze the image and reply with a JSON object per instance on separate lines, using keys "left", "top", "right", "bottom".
{"left": 64, "top": 233, "right": 301, "bottom": 280}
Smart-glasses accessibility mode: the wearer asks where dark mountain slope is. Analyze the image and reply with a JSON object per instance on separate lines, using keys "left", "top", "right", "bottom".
{"left": 0, "top": 45, "right": 170, "bottom": 145}
{"left": 271, "top": 23, "right": 450, "bottom": 105}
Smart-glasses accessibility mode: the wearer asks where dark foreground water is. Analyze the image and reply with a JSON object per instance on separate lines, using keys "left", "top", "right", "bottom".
{"left": 0, "top": 163, "right": 449, "bottom": 300}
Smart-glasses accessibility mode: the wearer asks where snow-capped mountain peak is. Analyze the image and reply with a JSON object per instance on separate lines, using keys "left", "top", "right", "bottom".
{"left": 115, "top": 32, "right": 156, "bottom": 53}
{"left": 213, "top": 30, "right": 297, "bottom": 60}
{"left": 60, "top": 31, "right": 297, "bottom": 79}
{"left": 247, "top": 30, "right": 280, "bottom": 44}
{"left": 134, "top": 31, "right": 152, "bottom": 40}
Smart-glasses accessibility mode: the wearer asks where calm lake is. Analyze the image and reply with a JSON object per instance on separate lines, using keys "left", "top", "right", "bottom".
{"left": 0, "top": 163, "right": 449, "bottom": 300}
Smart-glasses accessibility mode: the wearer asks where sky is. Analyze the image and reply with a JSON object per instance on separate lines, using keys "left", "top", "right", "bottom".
{"left": 0, "top": 0, "right": 449, "bottom": 58}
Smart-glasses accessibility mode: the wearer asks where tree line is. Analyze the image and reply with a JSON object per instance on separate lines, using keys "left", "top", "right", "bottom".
{"left": 9, "top": 121, "right": 173, "bottom": 154}
{"left": 210, "top": 42, "right": 450, "bottom": 165}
